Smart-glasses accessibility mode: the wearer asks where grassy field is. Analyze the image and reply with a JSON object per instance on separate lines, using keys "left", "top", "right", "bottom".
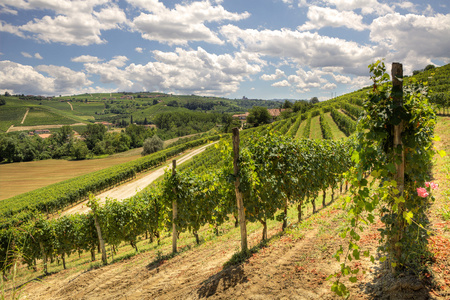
{"left": 324, "top": 112, "right": 347, "bottom": 139}
{"left": 22, "top": 106, "right": 78, "bottom": 126}
{"left": 0, "top": 98, "right": 33, "bottom": 131}
{"left": 309, "top": 115, "right": 323, "bottom": 139}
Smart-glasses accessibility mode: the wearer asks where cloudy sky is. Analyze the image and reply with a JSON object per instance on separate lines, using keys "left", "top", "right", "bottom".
{"left": 0, "top": 0, "right": 449, "bottom": 100}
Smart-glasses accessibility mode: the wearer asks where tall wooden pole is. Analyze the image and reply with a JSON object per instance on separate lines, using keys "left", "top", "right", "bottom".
{"left": 232, "top": 128, "right": 248, "bottom": 252}
{"left": 391, "top": 62, "right": 405, "bottom": 269}
{"left": 172, "top": 159, "right": 178, "bottom": 254}
{"left": 392, "top": 62, "right": 405, "bottom": 195}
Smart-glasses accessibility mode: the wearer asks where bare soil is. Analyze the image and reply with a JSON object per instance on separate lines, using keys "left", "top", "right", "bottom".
{"left": 6, "top": 123, "right": 86, "bottom": 133}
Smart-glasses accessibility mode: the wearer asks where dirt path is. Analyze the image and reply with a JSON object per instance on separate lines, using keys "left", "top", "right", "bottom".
{"left": 67, "top": 102, "right": 74, "bottom": 110}
{"left": 21, "top": 108, "right": 30, "bottom": 124}
{"left": 6, "top": 123, "right": 86, "bottom": 132}
{"left": 61, "top": 143, "right": 216, "bottom": 216}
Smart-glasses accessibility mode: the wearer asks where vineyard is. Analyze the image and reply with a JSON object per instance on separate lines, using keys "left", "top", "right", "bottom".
{"left": 1, "top": 62, "right": 450, "bottom": 299}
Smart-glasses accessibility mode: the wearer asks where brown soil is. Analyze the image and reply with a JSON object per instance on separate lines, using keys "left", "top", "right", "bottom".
{"left": 6, "top": 123, "right": 86, "bottom": 133}
{"left": 17, "top": 193, "right": 449, "bottom": 300}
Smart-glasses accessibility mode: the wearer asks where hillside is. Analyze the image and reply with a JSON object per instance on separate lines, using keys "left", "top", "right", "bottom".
{"left": 1, "top": 63, "right": 450, "bottom": 299}
{"left": 6, "top": 115, "right": 448, "bottom": 299}
{"left": 0, "top": 93, "right": 283, "bottom": 134}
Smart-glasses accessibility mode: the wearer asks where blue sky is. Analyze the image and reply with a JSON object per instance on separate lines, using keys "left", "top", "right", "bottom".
{"left": 0, "top": 0, "right": 449, "bottom": 101}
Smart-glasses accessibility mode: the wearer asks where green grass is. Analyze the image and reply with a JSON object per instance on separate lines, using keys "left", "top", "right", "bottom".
{"left": 0, "top": 98, "right": 35, "bottom": 132}
{"left": 324, "top": 112, "right": 347, "bottom": 140}
{"left": 22, "top": 107, "right": 78, "bottom": 126}
{"left": 70, "top": 101, "right": 105, "bottom": 116}
{"left": 309, "top": 115, "right": 323, "bottom": 139}
{"left": 295, "top": 119, "right": 306, "bottom": 139}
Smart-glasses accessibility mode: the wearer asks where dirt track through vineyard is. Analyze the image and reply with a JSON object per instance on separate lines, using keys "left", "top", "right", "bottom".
{"left": 61, "top": 142, "right": 216, "bottom": 216}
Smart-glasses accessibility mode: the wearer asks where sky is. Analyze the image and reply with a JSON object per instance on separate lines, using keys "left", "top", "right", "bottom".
{"left": 0, "top": 0, "right": 449, "bottom": 101}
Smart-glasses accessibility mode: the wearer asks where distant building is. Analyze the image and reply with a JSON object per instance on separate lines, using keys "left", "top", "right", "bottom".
{"left": 267, "top": 108, "right": 286, "bottom": 122}
{"left": 95, "top": 121, "right": 114, "bottom": 128}
{"left": 232, "top": 112, "right": 249, "bottom": 121}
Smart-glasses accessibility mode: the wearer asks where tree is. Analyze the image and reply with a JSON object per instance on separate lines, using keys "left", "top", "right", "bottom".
{"left": 293, "top": 100, "right": 312, "bottom": 113}
{"left": 310, "top": 97, "right": 319, "bottom": 104}
{"left": 141, "top": 135, "right": 163, "bottom": 156}
{"left": 0, "top": 97, "right": 6, "bottom": 106}
{"left": 246, "top": 106, "right": 271, "bottom": 126}
{"left": 55, "top": 125, "right": 73, "bottom": 146}
{"left": 282, "top": 99, "right": 293, "bottom": 109}
{"left": 82, "top": 124, "right": 107, "bottom": 150}
{"left": 424, "top": 64, "right": 435, "bottom": 71}
{"left": 71, "top": 140, "right": 89, "bottom": 160}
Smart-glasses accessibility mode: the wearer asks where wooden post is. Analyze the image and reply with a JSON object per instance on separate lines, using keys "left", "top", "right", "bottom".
{"left": 172, "top": 159, "right": 178, "bottom": 254}
{"left": 392, "top": 62, "right": 405, "bottom": 195}
{"left": 391, "top": 62, "right": 405, "bottom": 269}
{"left": 93, "top": 214, "right": 107, "bottom": 265}
{"left": 232, "top": 128, "right": 248, "bottom": 252}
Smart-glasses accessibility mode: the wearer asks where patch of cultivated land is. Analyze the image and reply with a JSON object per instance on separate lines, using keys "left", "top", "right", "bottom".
{"left": 0, "top": 135, "right": 201, "bottom": 200}
{"left": 61, "top": 143, "right": 215, "bottom": 216}
{"left": 5, "top": 116, "right": 450, "bottom": 300}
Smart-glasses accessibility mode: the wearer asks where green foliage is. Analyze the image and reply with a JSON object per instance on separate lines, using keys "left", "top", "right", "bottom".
{"left": 330, "top": 108, "right": 356, "bottom": 137}
{"left": 0, "top": 135, "right": 221, "bottom": 227}
{"left": 331, "top": 60, "right": 441, "bottom": 296}
{"left": 142, "top": 135, "right": 164, "bottom": 156}
{"left": 310, "top": 97, "right": 319, "bottom": 104}
{"left": 319, "top": 110, "right": 334, "bottom": 140}
{"left": 71, "top": 140, "right": 89, "bottom": 160}
{"left": 246, "top": 106, "right": 271, "bottom": 126}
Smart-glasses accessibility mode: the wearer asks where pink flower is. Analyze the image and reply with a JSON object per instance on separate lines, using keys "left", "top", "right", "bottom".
{"left": 425, "top": 182, "right": 438, "bottom": 190}
{"left": 417, "top": 187, "right": 429, "bottom": 198}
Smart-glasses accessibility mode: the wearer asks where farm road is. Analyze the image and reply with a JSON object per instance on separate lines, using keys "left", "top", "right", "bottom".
{"left": 60, "top": 142, "right": 217, "bottom": 216}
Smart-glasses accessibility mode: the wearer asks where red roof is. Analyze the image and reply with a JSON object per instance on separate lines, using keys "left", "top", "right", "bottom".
{"left": 267, "top": 109, "right": 285, "bottom": 117}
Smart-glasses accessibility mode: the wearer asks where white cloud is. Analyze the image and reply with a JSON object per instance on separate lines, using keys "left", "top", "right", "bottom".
{"left": 21, "top": 52, "right": 32, "bottom": 58}
{"left": 324, "top": 0, "right": 394, "bottom": 15}
{"left": 79, "top": 47, "right": 264, "bottom": 95}
{"left": 36, "top": 65, "right": 93, "bottom": 94}
{"left": 34, "top": 53, "right": 43, "bottom": 59}
{"left": 321, "top": 82, "right": 337, "bottom": 90}
{"left": 19, "top": 14, "right": 106, "bottom": 45}
{"left": 260, "top": 69, "right": 285, "bottom": 81}
{"left": 135, "top": 47, "right": 143, "bottom": 53}
{"left": 84, "top": 57, "right": 133, "bottom": 88}
{"left": 71, "top": 55, "right": 103, "bottom": 63}
{"left": 272, "top": 80, "right": 290, "bottom": 87}
{"left": 298, "top": 6, "right": 368, "bottom": 31}
{"left": 129, "top": 0, "right": 250, "bottom": 45}
{"left": 394, "top": 1, "right": 417, "bottom": 13}
{"left": 370, "top": 13, "right": 450, "bottom": 73}
{"left": 1, "top": 1, "right": 127, "bottom": 46}
{"left": 0, "top": 21, "right": 25, "bottom": 37}
{"left": 0, "top": 60, "right": 92, "bottom": 95}
{"left": 350, "top": 75, "right": 371, "bottom": 89}
{"left": 332, "top": 73, "right": 351, "bottom": 84}
{"left": 93, "top": 3, "right": 128, "bottom": 30}
{"left": 287, "top": 68, "right": 329, "bottom": 91}
{"left": 0, "top": 7, "right": 18, "bottom": 15}
{"left": 220, "top": 25, "right": 379, "bottom": 75}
